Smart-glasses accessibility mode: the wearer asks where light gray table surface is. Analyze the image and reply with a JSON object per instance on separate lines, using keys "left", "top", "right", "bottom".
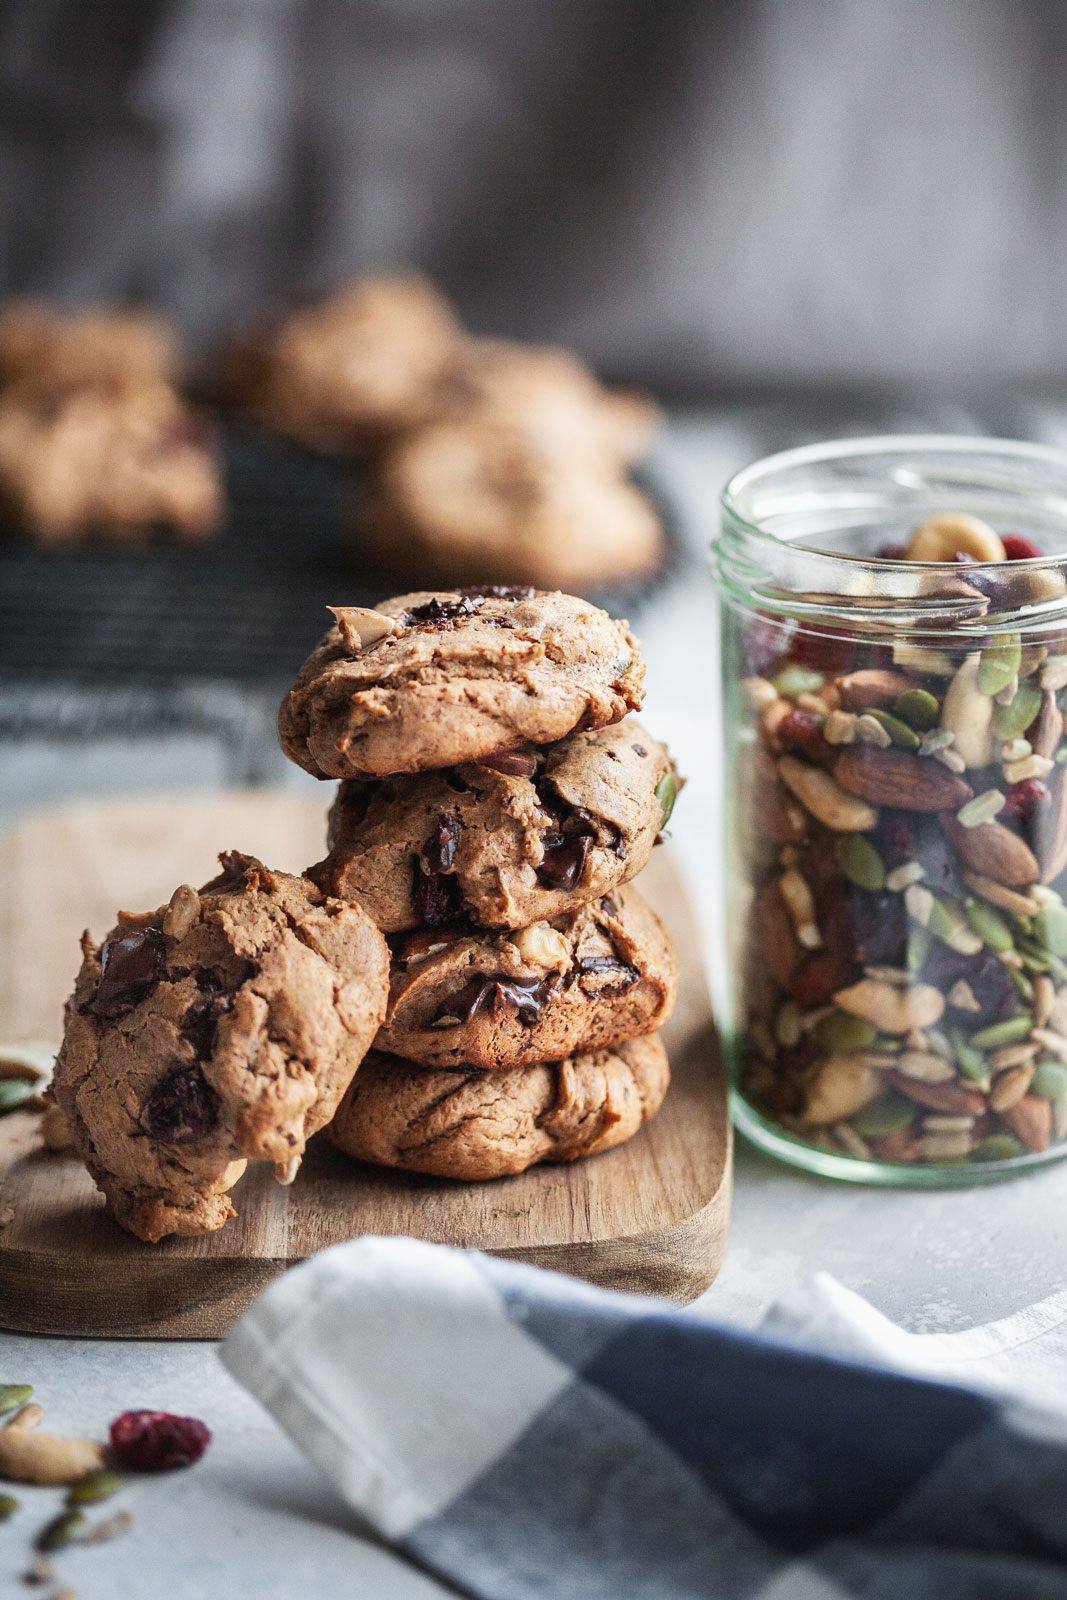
{"left": 5, "top": 401, "right": 1067, "bottom": 1597}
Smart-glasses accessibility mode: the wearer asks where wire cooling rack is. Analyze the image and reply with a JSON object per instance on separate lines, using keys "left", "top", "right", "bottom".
{"left": 0, "top": 424, "right": 676, "bottom": 689}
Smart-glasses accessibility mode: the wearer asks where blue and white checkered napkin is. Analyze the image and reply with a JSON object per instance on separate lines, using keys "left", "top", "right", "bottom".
{"left": 221, "top": 1237, "right": 1067, "bottom": 1599}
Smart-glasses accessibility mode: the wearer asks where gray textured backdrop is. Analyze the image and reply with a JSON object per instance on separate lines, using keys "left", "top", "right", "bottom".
{"left": 1, "top": 0, "right": 1065, "bottom": 389}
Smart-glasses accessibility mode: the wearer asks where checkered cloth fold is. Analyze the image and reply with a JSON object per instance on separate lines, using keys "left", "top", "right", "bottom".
{"left": 222, "top": 1237, "right": 1067, "bottom": 1599}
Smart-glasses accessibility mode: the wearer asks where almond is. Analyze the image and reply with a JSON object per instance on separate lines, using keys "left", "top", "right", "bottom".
{"left": 835, "top": 669, "right": 919, "bottom": 710}
{"left": 890, "top": 1074, "right": 986, "bottom": 1116}
{"left": 329, "top": 606, "right": 399, "bottom": 652}
{"left": 869, "top": 1128, "right": 919, "bottom": 1162}
{"left": 1002, "top": 1093, "right": 1052, "bottom": 1153}
{"left": 744, "top": 748, "right": 809, "bottom": 845}
{"left": 756, "top": 881, "right": 799, "bottom": 989}
{"left": 939, "top": 813, "right": 1039, "bottom": 888}
{"left": 1030, "top": 691, "right": 1064, "bottom": 762}
{"left": 833, "top": 748, "right": 973, "bottom": 811}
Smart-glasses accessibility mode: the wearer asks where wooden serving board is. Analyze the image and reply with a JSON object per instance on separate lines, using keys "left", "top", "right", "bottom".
{"left": 0, "top": 792, "right": 731, "bottom": 1336}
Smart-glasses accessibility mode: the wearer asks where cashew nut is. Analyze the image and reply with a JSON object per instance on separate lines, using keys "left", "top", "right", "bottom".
{"left": 803, "top": 1056, "right": 881, "bottom": 1126}
{"left": 0, "top": 1427, "right": 105, "bottom": 1484}
{"left": 833, "top": 978, "right": 945, "bottom": 1033}
{"left": 777, "top": 756, "right": 879, "bottom": 832}
{"left": 329, "top": 606, "right": 400, "bottom": 652}
{"left": 905, "top": 513, "right": 1006, "bottom": 564}
{"left": 940, "top": 654, "right": 994, "bottom": 768}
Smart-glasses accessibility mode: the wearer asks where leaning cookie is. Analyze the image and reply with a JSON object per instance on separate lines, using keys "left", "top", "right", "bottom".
{"left": 327, "top": 1034, "right": 670, "bottom": 1180}
{"left": 361, "top": 418, "right": 665, "bottom": 592}
{"left": 278, "top": 587, "right": 644, "bottom": 781}
{"left": 310, "top": 718, "right": 678, "bottom": 932}
{"left": 53, "top": 853, "right": 390, "bottom": 1242}
{"left": 375, "top": 883, "right": 676, "bottom": 1070}
{"left": 0, "top": 298, "right": 182, "bottom": 392}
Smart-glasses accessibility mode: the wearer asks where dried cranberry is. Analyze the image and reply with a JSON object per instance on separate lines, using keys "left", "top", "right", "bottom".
{"left": 788, "top": 952, "right": 857, "bottom": 1008}
{"left": 1002, "top": 535, "right": 1043, "bottom": 560}
{"left": 927, "top": 949, "right": 1018, "bottom": 1023}
{"left": 912, "top": 817, "right": 966, "bottom": 899}
{"left": 777, "top": 709, "right": 826, "bottom": 758}
{"left": 93, "top": 926, "right": 166, "bottom": 1017}
{"left": 183, "top": 992, "right": 233, "bottom": 1059}
{"left": 776, "top": 1039, "right": 818, "bottom": 1075}
{"left": 957, "top": 566, "right": 1014, "bottom": 611}
{"left": 144, "top": 1067, "right": 218, "bottom": 1143}
{"left": 878, "top": 812, "right": 916, "bottom": 866}
{"left": 110, "top": 1410, "right": 211, "bottom": 1472}
{"left": 844, "top": 887, "right": 907, "bottom": 965}
{"left": 424, "top": 814, "right": 460, "bottom": 874}
{"left": 875, "top": 543, "right": 907, "bottom": 561}
{"left": 1000, "top": 779, "right": 1049, "bottom": 819}
{"left": 413, "top": 866, "right": 459, "bottom": 926}
{"left": 790, "top": 625, "right": 853, "bottom": 673}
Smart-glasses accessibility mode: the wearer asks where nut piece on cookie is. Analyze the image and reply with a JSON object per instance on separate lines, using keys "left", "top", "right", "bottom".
{"left": 53, "top": 853, "right": 390, "bottom": 1242}
{"left": 223, "top": 273, "right": 462, "bottom": 451}
{"left": 376, "top": 883, "right": 676, "bottom": 1070}
{"left": 278, "top": 587, "right": 645, "bottom": 781}
{"left": 328, "top": 1034, "right": 670, "bottom": 1180}
{"left": 361, "top": 418, "right": 665, "bottom": 592}
{"left": 309, "top": 718, "right": 678, "bottom": 931}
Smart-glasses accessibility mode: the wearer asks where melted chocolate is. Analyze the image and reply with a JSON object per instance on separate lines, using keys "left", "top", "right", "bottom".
{"left": 431, "top": 973, "right": 558, "bottom": 1029}
{"left": 93, "top": 926, "right": 166, "bottom": 1017}
{"left": 402, "top": 596, "right": 481, "bottom": 627}
{"left": 477, "top": 749, "right": 539, "bottom": 779}
{"left": 576, "top": 955, "right": 639, "bottom": 994}
{"left": 537, "top": 833, "right": 592, "bottom": 891}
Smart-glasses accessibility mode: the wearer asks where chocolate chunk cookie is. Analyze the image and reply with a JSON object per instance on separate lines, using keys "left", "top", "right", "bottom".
{"left": 427, "top": 338, "right": 663, "bottom": 465}
{"left": 0, "top": 299, "right": 182, "bottom": 392}
{"left": 0, "top": 380, "right": 223, "bottom": 542}
{"left": 53, "top": 853, "right": 390, "bottom": 1241}
{"left": 310, "top": 718, "right": 678, "bottom": 931}
{"left": 225, "top": 273, "right": 462, "bottom": 451}
{"left": 375, "top": 883, "right": 676, "bottom": 1069}
{"left": 278, "top": 588, "right": 645, "bottom": 780}
{"left": 362, "top": 418, "right": 665, "bottom": 592}
{"left": 328, "top": 1033, "right": 670, "bottom": 1180}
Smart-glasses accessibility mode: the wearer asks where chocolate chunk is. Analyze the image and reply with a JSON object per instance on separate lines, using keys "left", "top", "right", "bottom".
{"left": 600, "top": 896, "right": 619, "bottom": 917}
{"left": 576, "top": 955, "right": 639, "bottom": 994}
{"left": 402, "top": 596, "right": 481, "bottom": 627}
{"left": 477, "top": 749, "right": 539, "bottom": 778}
{"left": 457, "top": 584, "right": 536, "bottom": 601}
{"left": 423, "top": 814, "right": 460, "bottom": 875}
{"left": 537, "top": 833, "right": 592, "bottom": 891}
{"left": 413, "top": 865, "right": 460, "bottom": 927}
{"left": 431, "top": 973, "right": 558, "bottom": 1029}
{"left": 632, "top": 744, "right": 648, "bottom": 757}
{"left": 143, "top": 1066, "right": 218, "bottom": 1143}
{"left": 183, "top": 991, "right": 234, "bottom": 1059}
{"left": 93, "top": 926, "right": 166, "bottom": 1017}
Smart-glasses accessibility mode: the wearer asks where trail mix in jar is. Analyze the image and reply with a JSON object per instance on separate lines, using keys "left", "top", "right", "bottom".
{"left": 737, "top": 512, "right": 1067, "bottom": 1167}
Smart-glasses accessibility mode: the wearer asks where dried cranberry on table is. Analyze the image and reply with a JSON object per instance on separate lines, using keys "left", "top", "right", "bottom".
{"left": 1001, "top": 535, "right": 1043, "bottom": 560}
{"left": 110, "top": 1411, "right": 211, "bottom": 1471}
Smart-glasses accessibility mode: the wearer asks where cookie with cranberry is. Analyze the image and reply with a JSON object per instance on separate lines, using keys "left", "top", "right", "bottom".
{"left": 375, "top": 883, "right": 676, "bottom": 1070}
{"left": 0, "top": 379, "right": 223, "bottom": 542}
{"left": 361, "top": 418, "right": 665, "bottom": 591}
{"left": 224, "top": 273, "right": 462, "bottom": 451}
{"left": 310, "top": 719, "right": 678, "bottom": 932}
{"left": 53, "top": 853, "right": 390, "bottom": 1242}
{"left": 278, "top": 588, "right": 644, "bottom": 781}
{"left": 0, "top": 299, "right": 182, "bottom": 392}
{"left": 328, "top": 1033, "right": 669, "bottom": 1180}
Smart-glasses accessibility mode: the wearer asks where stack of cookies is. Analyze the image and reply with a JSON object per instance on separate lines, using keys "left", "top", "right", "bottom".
{"left": 293, "top": 587, "right": 681, "bottom": 1182}
{"left": 52, "top": 585, "right": 679, "bottom": 1239}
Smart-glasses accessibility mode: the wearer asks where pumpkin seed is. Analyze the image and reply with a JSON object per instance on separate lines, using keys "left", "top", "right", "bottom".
{"left": 978, "top": 634, "right": 1022, "bottom": 695}
{"left": 811, "top": 1013, "right": 878, "bottom": 1054}
{"left": 0, "top": 1080, "right": 35, "bottom": 1114}
{"left": 951, "top": 1028, "right": 991, "bottom": 1092}
{"left": 992, "top": 680, "right": 1043, "bottom": 742}
{"left": 0, "top": 1494, "right": 18, "bottom": 1520}
{"left": 906, "top": 923, "right": 931, "bottom": 972}
{"left": 964, "top": 898, "right": 1014, "bottom": 952}
{"left": 834, "top": 834, "right": 886, "bottom": 891}
{"left": 851, "top": 1093, "right": 915, "bottom": 1137}
{"left": 971, "top": 1016, "right": 1033, "bottom": 1050}
{"left": 1034, "top": 902, "right": 1067, "bottom": 958}
{"left": 1006, "top": 966, "right": 1035, "bottom": 1004}
{"left": 0, "top": 1385, "right": 32, "bottom": 1415}
{"left": 655, "top": 772, "right": 678, "bottom": 829}
{"left": 773, "top": 665, "right": 824, "bottom": 698}
{"left": 1031, "top": 1061, "right": 1067, "bottom": 1099}
{"left": 894, "top": 688, "right": 941, "bottom": 732}
{"left": 36, "top": 1510, "right": 87, "bottom": 1552}
{"left": 971, "top": 1134, "right": 1026, "bottom": 1162}
{"left": 68, "top": 1469, "right": 125, "bottom": 1506}
{"left": 864, "top": 708, "right": 921, "bottom": 750}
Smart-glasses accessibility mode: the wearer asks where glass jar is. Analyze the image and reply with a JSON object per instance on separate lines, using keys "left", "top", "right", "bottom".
{"left": 713, "top": 436, "right": 1067, "bottom": 1184}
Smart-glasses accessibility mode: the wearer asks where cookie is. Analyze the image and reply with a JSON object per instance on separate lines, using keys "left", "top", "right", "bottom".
{"left": 278, "top": 587, "right": 644, "bottom": 780}
{"left": 226, "top": 273, "right": 461, "bottom": 451}
{"left": 375, "top": 882, "right": 676, "bottom": 1069}
{"left": 0, "top": 380, "right": 223, "bottom": 542}
{"left": 429, "top": 338, "right": 662, "bottom": 464}
{"left": 0, "top": 299, "right": 181, "bottom": 392}
{"left": 310, "top": 718, "right": 678, "bottom": 932}
{"left": 53, "top": 853, "right": 390, "bottom": 1242}
{"left": 327, "top": 1033, "right": 669, "bottom": 1179}
{"left": 362, "top": 418, "right": 665, "bottom": 592}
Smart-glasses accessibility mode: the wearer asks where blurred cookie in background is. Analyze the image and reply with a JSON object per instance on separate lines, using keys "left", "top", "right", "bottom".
{"left": 0, "top": 379, "right": 224, "bottom": 543}
{"left": 429, "top": 338, "right": 662, "bottom": 465}
{"left": 361, "top": 416, "right": 665, "bottom": 591}
{"left": 224, "top": 272, "right": 463, "bottom": 452}
{"left": 0, "top": 300, "right": 183, "bottom": 393}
